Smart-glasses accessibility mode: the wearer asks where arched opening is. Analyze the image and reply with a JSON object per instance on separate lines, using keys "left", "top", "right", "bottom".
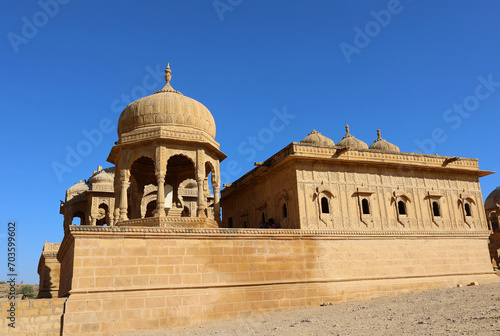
{"left": 321, "top": 197, "right": 330, "bottom": 214}
{"left": 397, "top": 201, "right": 406, "bottom": 215}
{"left": 432, "top": 201, "right": 440, "bottom": 217}
{"left": 282, "top": 203, "right": 288, "bottom": 219}
{"left": 362, "top": 199, "right": 370, "bottom": 215}
{"left": 490, "top": 212, "right": 499, "bottom": 231}
{"left": 145, "top": 200, "right": 156, "bottom": 218}
{"left": 464, "top": 203, "right": 471, "bottom": 217}
{"left": 166, "top": 155, "right": 196, "bottom": 216}
{"left": 71, "top": 211, "right": 86, "bottom": 225}
{"left": 130, "top": 156, "right": 156, "bottom": 219}
{"left": 96, "top": 204, "right": 109, "bottom": 226}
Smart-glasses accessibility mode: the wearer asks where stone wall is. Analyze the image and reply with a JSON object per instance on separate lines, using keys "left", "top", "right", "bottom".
{"left": 58, "top": 226, "right": 499, "bottom": 335}
{"left": 37, "top": 242, "right": 61, "bottom": 299}
{"left": 58, "top": 235, "right": 75, "bottom": 298}
{"left": 0, "top": 298, "right": 66, "bottom": 335}
{"left": 296, "top": 161, "right": 488, "bottom": 231}
{"left": 221, "top": 163, "right": 299, "bottom": 229}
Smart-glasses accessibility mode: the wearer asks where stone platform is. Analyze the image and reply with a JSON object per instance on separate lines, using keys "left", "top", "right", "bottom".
{"left": 56, "top": 225, "right": 499, "bottom": 335}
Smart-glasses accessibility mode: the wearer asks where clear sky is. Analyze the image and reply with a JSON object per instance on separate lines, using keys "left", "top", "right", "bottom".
{"left": 1, "top": 1, "right": 499, "bottom": 284}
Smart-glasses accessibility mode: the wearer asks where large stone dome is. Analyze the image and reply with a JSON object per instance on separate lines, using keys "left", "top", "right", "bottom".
{"left": 117, "top": 64, "right": 216, "bottom": 139}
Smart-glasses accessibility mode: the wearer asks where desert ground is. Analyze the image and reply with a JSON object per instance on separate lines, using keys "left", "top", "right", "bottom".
{"left": 120, "top": 281, "right": 500, "bottom": 336}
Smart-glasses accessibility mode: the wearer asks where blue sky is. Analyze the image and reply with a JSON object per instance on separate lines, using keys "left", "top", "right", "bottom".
{"left": 1, "top": 1, "right": 499, "bottom": 284}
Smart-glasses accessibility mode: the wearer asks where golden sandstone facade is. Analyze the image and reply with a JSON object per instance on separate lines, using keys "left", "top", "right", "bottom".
{"left": 35, "top": 64, "right": 499, "bottom": 335}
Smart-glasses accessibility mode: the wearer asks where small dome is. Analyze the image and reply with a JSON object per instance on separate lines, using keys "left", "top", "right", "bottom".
{"left": 301, "top": 130, "right": 335, "bottom": 146}
{"left": 89, "top": 167, "right": 115, "bottom": 184}
{"left": 369, "top": 129, "right": 400, "bottom": 152}
{"left": 66, "top": 180, "right": 89, "bottom": 202}
{"left": 68, "top": 180, "right": 89, "bottom": 192}
{"left": 485, "top": 186, "right": 500, "bottom": 210}
{"left": 117, "top": 64, "right": 216, "bottom": 140}
{"left": 336, "top": 125, "right": 368, "bottom": 149}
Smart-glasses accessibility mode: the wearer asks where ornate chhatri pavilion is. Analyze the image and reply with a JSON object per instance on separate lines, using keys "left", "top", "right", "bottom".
{"left": 35, "top": 63, "right": 499, "bottom": 336}
{"left": 107, "top": 64, "right": 225, "bottom": 229}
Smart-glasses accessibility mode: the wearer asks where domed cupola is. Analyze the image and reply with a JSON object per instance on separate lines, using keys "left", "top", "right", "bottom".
{"left": 301, "top": 130, "right": 335, "bottom": 146}
{"left": 65, "top": 180, "right": 89, "bottom": 202}
{"left": 89, "top": 167, "right": 114, "bottom": 184}
{"left": 369, "top": 129, "right": 400, "bottom": 152}
{"left": 107, "top": 62, "right": 226, "bottom": 228}
{"left": 89, "top": 166, "right": 115, "bottom": 192}
{"left": 336, "top": 125, "right": 368, "bottom": 149}
{"left": 485, "top": 186, "right": 500, "bottom": 211}
{"left": 117, "top": 64, "right": 216, "bottom": 142}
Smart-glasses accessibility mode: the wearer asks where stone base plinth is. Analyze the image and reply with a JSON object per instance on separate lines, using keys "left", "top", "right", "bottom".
{"left": 58, "top": 227, "right": 500, "bottom": 335}
{"left": 116, "top": 216, "right": 219, "bottom": 228}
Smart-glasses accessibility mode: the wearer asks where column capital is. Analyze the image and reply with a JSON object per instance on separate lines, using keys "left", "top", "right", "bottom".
{"left": 155, "top": 170, "right": 166, "bottom": 179}
{"left": 119, "top": 168, "right": 130, "bottom": 181}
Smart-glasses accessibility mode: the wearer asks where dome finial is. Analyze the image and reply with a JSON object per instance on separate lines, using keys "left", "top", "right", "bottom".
{"left": 165, "top": 63, "right": 172, "bottom": 84}
{"left": 345, "top": 124, "right": 350, "bottom": 135}
{"left": 154, "top": 62, "right": 181, "bottom": 95}
{"left": 376, "top": 129, "right": 381, "bottom": 140}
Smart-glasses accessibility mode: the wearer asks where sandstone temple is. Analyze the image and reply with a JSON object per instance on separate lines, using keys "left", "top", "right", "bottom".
{"left": 30, "top": 64, "right": 499, "bottom": 335}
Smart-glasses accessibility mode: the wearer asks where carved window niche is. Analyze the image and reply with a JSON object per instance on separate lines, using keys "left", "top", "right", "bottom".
{"left": 282, "top": 203, "right": 288, "bottom": 219}
{"left": 314, "top": 188, "right": 335, "bottom": 227}
{"left": 240, "top": 213, "right": 248, "bottom": 228}
{"left": 391, "top": 191, "right": 411, "bottom": 227}
{"left": 256, "top": 202, "right": 267, "bottom": 226}
{"left": 425, "top": 191, "right": 443, "bottom": 227}
{"left": 277, "top": 190, "right": 289, "bottom": 228}
{"left": 458, "top": 194, "right": 475, "bottom": 228}
{"left": 321, "top": 197, "right": 330, "bottom": 214}
{"left": 354, "top": 187, "right": 375, "bottom": 227}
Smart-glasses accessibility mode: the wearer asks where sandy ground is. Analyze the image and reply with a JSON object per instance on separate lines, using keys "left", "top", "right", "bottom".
{"left": 120, "top": 281, "right": 500, "bottom": 336}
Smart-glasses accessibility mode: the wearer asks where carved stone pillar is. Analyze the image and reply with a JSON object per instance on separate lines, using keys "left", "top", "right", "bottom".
{"left": 213, "top": 181, "right": 221, "bottom": 222}
{"left": 196, "top": 149, "right": 206, "bottom": 218}
{"left": 197, "top": 177, "right": 206, "bottom": 218}
{"left": 155, "top": 171, "right": 166, "bottom": 217}
{"left": 108, "top": 198, "right": 115, "bottom": 226}
{"left": 119, "top": 169, "right": 130, "bottom": 221}
{"left": 155, "top": 146, "right": 167, "bottom": 217}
